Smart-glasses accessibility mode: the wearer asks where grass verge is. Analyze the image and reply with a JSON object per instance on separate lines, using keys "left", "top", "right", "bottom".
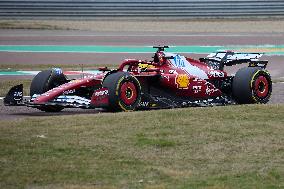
{"left": 0, "top": 21, "right": 68, "bottom": 30}
{"left": 1, "top": 19, "right": 284, "bottom": 33}
{"left": 0, "top": 79, "right": 31, "bottom": 96}
{"left": 0, "top": 104, "right": 283, "bottom": 188}
{"left": 272, "top": 78, "right": 284, "bottom": 83}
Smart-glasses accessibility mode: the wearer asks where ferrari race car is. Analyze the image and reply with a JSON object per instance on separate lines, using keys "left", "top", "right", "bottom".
{"left": 4, "top": 46, "right": 272, "bottom": 112}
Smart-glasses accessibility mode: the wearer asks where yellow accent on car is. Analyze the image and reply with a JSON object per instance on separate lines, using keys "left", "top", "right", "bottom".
{"left": 176, "top": 74, "right": 190, "bottom": 89}
{"left": 250, "top": 70, "right": 261, "bottom": 103}
{"left": 138, "top": 63, "right": 155, "bottom": 70}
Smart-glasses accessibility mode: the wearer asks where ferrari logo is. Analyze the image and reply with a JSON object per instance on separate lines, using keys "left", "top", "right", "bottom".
{"left": 176, "top": 74, "right": 190, "bottom": 89}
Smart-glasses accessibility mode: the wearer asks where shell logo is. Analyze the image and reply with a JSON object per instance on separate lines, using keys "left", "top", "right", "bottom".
{"left": 176, "top": 74, "right": 190, "bottom": 89}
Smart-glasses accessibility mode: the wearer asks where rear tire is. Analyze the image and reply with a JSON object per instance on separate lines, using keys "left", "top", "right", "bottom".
{"left": 232, "top": 67, "right": 272, "bottom": 104}
{"left": 30, "top": 69, "right": 67, "bottom": 112}
{"left": 102, "top": 72, "right": 141, "bottom": 111}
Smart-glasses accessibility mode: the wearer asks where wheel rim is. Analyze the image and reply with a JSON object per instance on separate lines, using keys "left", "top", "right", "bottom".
{"left": 254, "top": 75, "right": 269, "bottom": 98}
{"left": 120, "top": 82, "right": 137, "bottom": 106}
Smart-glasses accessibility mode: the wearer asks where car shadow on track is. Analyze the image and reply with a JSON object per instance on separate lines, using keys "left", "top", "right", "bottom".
{"left": 0, "top": 102, "right": 108, "bottom": 120}
{"left": 12, "top": 108, "right": 107, "bottom": 116}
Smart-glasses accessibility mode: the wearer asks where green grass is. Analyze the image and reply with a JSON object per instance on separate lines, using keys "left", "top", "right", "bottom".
{"left": 0, "top": 104, "right": 283, "bottom": 189}
{"left": 0, "top": 79, "right": 31, "bottom": 96}
{"left": 0, "top": 21, "right": 67, "bottom": 30}
{"left": 135, "top": 133, "right": 177, "bottom": 148}
{"left": 272, "top": 78, "right": 284, "bottom": 83}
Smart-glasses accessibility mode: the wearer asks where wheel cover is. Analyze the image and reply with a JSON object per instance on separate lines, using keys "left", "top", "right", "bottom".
{"left": 254, "top": 75, "right": 269, "bottom": 98}
{"left": 120, "top": 82, "right": 137, "bottom": 106}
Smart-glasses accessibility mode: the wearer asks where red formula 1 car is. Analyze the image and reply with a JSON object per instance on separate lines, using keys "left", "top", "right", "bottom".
{"left": 4, "top": 46, "right": 272, "bottom": 112}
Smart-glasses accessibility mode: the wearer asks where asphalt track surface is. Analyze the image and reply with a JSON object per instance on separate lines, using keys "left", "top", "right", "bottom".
{"left": 0, "top": 29, "right": 283, "bottom": 120}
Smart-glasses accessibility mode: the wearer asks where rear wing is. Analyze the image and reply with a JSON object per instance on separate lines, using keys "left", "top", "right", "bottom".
{"left": 200, "top": 51, "right": 268, "bottom": 70}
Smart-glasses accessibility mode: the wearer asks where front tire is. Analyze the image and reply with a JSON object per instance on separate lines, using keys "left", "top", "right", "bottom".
{"left": 30, "top": 69, "right": 67, "bottom": 112}
{"left": 232, "top": 67, "right": 272, "bottom": 104}
{"left": 102, "top": 72, "right": 141, "bottom": 112}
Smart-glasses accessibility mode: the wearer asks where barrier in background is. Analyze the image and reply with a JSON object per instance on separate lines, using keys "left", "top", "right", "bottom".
{"left": 1, "top": 0, "right": 284, "bottom": 18}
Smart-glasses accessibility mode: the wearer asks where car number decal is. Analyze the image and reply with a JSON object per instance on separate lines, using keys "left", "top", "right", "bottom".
{"left": 166, "top": 53, "right": 208, "bottom": 80}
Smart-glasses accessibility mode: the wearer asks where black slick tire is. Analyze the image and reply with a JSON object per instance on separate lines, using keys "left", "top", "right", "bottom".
{"left": 102, "top": 72, "right": 141, "bottom": 112}
{"left": 30, "top": 69, "right": 67, "bottom": 112}
{"left": 232, "top": 67, "right": 272, "bottom": 104}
